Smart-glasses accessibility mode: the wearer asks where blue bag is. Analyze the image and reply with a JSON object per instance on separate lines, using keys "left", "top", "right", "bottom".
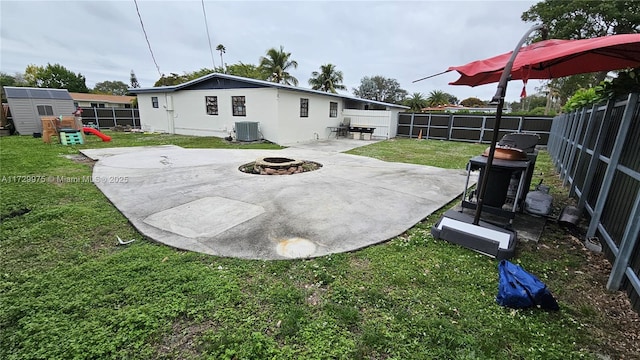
{"left": 496, "top": 260, "right": 559, "bottom": 311}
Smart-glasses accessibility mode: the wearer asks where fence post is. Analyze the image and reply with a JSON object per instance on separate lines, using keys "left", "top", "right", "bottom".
{"left": 578, "top": 99, "right": 615, "bottom": 211}
{"left": 447, "top": 113, "right": 454, "bottom": 141}
{"left": 559, "top": 111, "right": 578, "bottom": 177}
{"left": 607, "top": 190, "right": 640, "bottom": 291}
{"left": 131, "top": 107, "right": 136, "bottom": 128}
{"left": 569, "top": 104, "right": 597, "bottom": 198}
{"left": 479, "top": 116, "right": 487, "bottom": 143}
{"left": 426, "top": 113, "right": 432, "bottom": 140}
{"left": 563, "top": 107, "right": 587, "bottom": 187}
{"left": 517, "top": 116, "right": 523, "bottom": 132}
{"left": 555, "top": 111, "right": 573, "bottom": 171}
{"left": 410, "top": 112, "right": 415, "bottom": 139}
{"left": 587, "top": 93, "right": 639, "bottom": 239}
{"left": 93, "top": 107, "right": 100, "bottom": 129}
{"left": 112, "top": 107, "right": 117, "bottom": 127}
{"left": 547, "top": 116, "right": 558, "bottom": 155}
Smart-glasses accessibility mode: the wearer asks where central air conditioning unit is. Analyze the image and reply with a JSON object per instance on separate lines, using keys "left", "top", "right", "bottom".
{"left": 235, "top": 121, "right": 259, "bottom": 142}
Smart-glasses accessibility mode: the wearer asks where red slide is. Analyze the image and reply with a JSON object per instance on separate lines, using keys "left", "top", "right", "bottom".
{"left": 83, "top": 127, "right": 112, "bottom": 142}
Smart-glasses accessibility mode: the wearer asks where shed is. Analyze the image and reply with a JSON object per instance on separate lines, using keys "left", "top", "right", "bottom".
{"left": 2, "top": 86, "right": 76, "bottom": 135}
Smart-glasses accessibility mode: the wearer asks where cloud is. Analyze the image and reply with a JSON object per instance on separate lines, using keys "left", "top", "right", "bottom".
{"left": 1, "top": 0, "right": 541, "bottom": 100}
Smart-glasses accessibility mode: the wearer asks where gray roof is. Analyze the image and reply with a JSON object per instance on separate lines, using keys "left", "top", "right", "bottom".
{"left": 129, "top": 73, "right": 409, "bottom": 109}
{"left": 3, "top": 86, "right": 73, "bottom": 100}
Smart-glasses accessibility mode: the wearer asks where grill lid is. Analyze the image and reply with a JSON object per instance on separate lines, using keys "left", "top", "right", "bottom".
{"left": 498, "top": 133, "right": 539, "bottom": 153}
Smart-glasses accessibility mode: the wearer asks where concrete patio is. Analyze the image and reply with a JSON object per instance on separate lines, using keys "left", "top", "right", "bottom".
{"left": 82, "top": 140, "right": 475, "bottom": 259}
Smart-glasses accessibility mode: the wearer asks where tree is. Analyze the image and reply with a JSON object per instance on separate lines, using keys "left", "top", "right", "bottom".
{"left": 154, "top": 73, "right": 186, "bottom": 87}
{"left": 130, "top": 70, "right": 140, "bottom": 88}
{"left": 403, "top": 92, "right": 427, "bottom": 112}
{"left": 542, "top": 74, "right": 604, "bottom": 106}
{"left": 308, "top": 64, "right": 346, "bottom": 93}
{"left": 187, "top": 68, "right": 218, "bottom": 80}
{"left": 522, "top": 0, "right": 640, "bottom": 40}
{"left": 226, "top": 62, "right": 269, "bottom": 80}
{"left": 1, "top": 72, "right": 28, "bottom": 102}
{"left": 24, "top": 63, "right": 89, "bottom": 92}
{"left": 460, "top": 97, "right": 486, "bottom": 107}
{"left": 259, "top": 46, "right": 299, "bottom": 86}
{"left": 152, "top": 64, "right": 270, "bottom": 87}
{"left": 93, "top": 80, "right": 129, "bottom": 95}
{"left": 510, "top": 94, "right": 547, "bottom": 113}
{"left": 352, "top": 76, "right": 407, "bottom": 104}
{"left": 216, "top": 44, "right": 226, "bottom": 71}
{"left": 426, "top": 90, "right": 450, "bottom": 107}
{"left": 522, "top": 1, "right": 640, "bottom": 102}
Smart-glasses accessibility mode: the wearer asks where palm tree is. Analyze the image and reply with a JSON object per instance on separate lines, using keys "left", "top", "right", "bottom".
{"left": 308, "top": 64, "right": 346, "bottom": 93}
{"left": 404, "top": 92, "right": 427, "bottom": 112}
{"left": 216, "top": 44, "right": 226, "bottom": 72}
{"left": 259, "top": 46, "right": 298, "bottom": 86}
{"left": 426, "top": 90, "right": 450, "bottom": 107}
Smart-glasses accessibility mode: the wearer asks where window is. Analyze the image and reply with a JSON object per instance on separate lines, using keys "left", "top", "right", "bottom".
{"left": 90, "top": 103, "right": 98, "bottom": 108}
{"left": 300, "top": 98, "right": 309, "bottom": 117}
{"left": 329, "top": 102, "right": 338, "bottom": 117}
{"left": 98, "top": 103, "right": 105, "bottom": 108}
{"left": 36, "top": 105, "right": 54, "bottom": 116}
{"left": 205, "top": 96, "right": 218, "bottom": 115}
{"left": 124, "top": 103, "right": 132, "bottom": 109}
{"left": 232, "top": 96, "right": 246, "bottom": 116}
{"left": 151, "top": 96, "right": 159, "bottom": 108}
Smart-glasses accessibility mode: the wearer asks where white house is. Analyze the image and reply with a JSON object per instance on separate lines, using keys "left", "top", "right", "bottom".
{"left": 129, "top": 73, "right": 408, "bottom": 145}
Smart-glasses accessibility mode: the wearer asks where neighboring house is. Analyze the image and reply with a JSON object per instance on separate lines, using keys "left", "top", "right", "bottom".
{"left": 129, "top": 73, "right": 408, "bottom": 145}
{"left": 69, "top": 92, "right": 135, "bottom": 108}
{"left": 2, "top": 86, "right": 75, "bottom": 135}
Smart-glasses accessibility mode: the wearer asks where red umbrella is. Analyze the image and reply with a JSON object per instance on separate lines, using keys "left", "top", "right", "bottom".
{"left": 421, "top": 27, "right": 640, "bottom": 257}
{"left": 448, "top": 33, "right": 640, "bottom": 87}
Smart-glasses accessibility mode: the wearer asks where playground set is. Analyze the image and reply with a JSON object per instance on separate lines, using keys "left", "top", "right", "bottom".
{"left": 41, "top": 116, "right": 111, "bottom": 145}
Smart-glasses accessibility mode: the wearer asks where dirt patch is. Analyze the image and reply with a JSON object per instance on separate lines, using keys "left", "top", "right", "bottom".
{"left": 155, "top": 318, "right": 216, "bottom": 359}
{"left": 0, "top": 207, "right": 31, "bottom": 222}
{"left": 64, "top": 154, "right": 97, "bottom": 168}
{"left": 524, "top": 221, "right": 640, "bottom": 358}
{"left": 303, "top": 283, "right": 327, "bottom": 306}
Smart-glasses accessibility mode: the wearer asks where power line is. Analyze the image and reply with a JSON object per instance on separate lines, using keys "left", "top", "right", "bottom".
{"left": 201, "top": 0, "right": 217, "bottom": 69}
{"left": 133, "top": 0, "right": 162, "bottom": 77}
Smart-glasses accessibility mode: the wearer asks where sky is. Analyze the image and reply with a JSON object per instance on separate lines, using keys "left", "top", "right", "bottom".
{"left": 1, "top": 0, "right": 544, "bottom": 102}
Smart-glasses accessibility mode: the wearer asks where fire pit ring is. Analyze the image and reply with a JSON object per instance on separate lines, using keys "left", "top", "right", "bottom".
{"left": 239, "top": 157, "right": 322, "bottom": 175}
{"left": 256, "top": 157, "right": 303, "bottom": 169}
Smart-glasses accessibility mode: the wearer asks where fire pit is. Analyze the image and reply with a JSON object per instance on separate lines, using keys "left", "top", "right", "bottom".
{"left": 239, "top": 157, "right": 322, "bottom": 175}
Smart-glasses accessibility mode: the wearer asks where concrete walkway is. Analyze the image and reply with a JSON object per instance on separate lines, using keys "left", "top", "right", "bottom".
{"left": 82, "top": 139, "right": 473, "bottom": 260}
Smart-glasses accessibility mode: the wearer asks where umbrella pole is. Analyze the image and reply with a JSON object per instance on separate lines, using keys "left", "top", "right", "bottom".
{"left": 472, "top": 24, "right": 545, "bottom": 225}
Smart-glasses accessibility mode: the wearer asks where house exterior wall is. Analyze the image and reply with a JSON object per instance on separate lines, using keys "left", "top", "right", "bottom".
{"left": 135, "top": 89, "right": 280, "bottom": 140}
{"left": 136, "top": 93, "right": 169, "bottom": 132}
{"left": 275, "top": 89, "right": 343, "bottom": 145}
{"left": 7, "top": 98, "right": 75, "bottom": 135}
{"left": 170, "top": 88, "right": 279, "bottom": 140}
{"left": 387, "top": 109, "right": 401, "bottom": 138}
{"left": 133, "top": 82, "right": 406, "bottom": 144}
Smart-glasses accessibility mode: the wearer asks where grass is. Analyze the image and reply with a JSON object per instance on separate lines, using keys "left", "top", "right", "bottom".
{"left": 0, "top": 133, "right": 636, "bottom": 359}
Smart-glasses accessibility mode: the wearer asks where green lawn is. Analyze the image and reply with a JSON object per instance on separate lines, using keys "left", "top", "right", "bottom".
{"left": 0, "top": 133, "right": 634, "bottom": 359}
